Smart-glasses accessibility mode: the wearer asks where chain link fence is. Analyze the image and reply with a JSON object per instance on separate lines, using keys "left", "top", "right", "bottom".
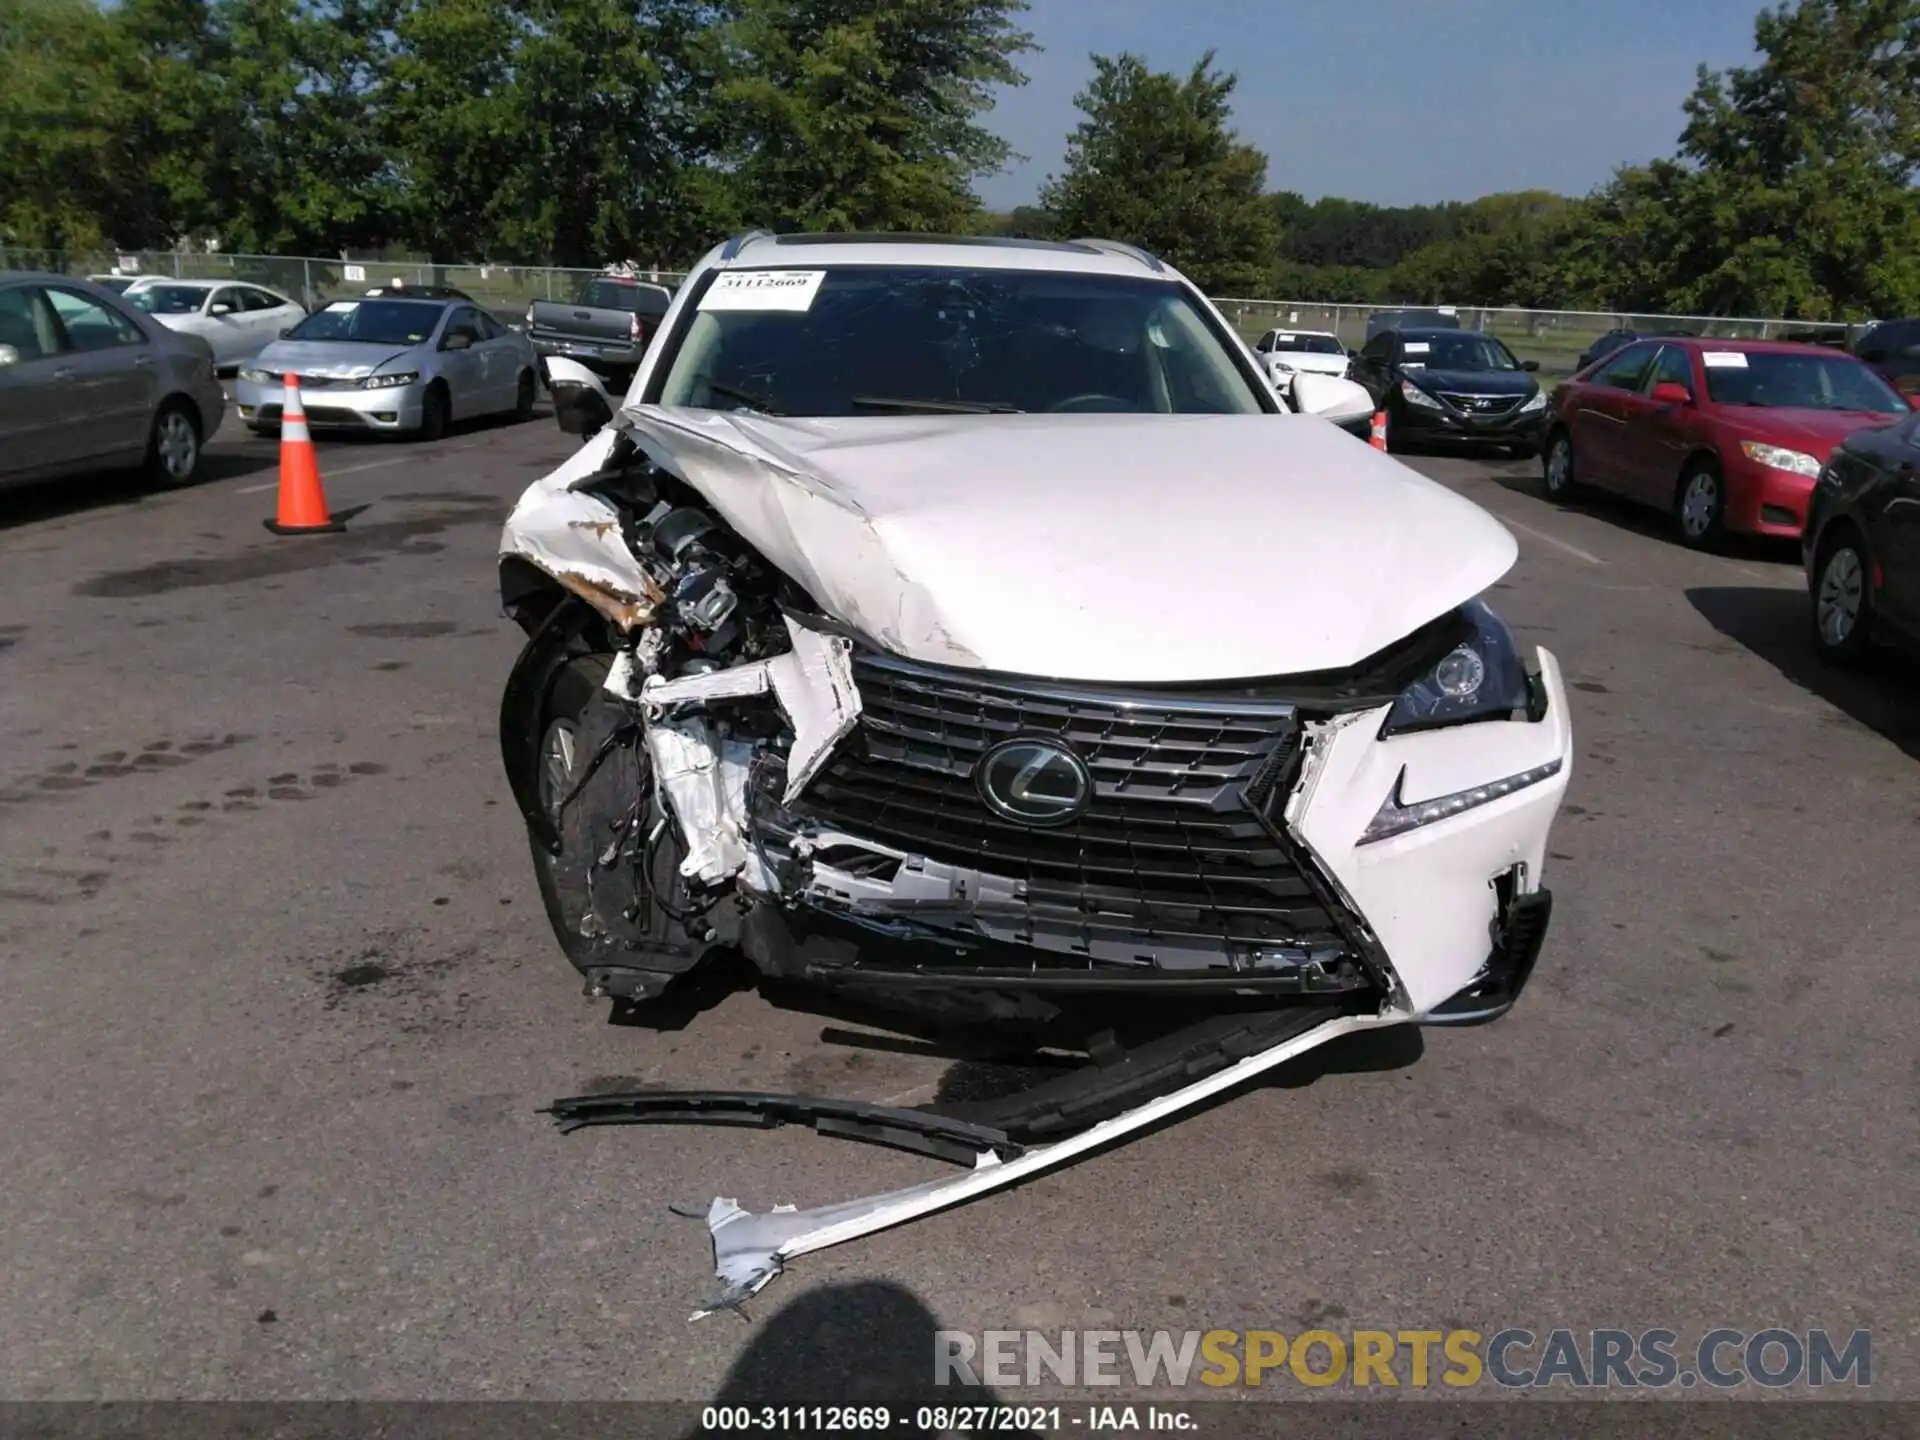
{"left": 0, "top": 247, "right": 693, "bottom": 326}
{"left": 4, "top": 245, "right": 1863, "bottom": 376}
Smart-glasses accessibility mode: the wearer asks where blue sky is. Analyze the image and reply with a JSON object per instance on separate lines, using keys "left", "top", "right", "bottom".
{"left": 975, "top": 0, "right": 1765, "bottom": 210}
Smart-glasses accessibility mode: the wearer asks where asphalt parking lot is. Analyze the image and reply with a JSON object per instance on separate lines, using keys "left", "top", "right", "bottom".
{"left": 2, "top": 406, "right": 1918, "bottom": 1403}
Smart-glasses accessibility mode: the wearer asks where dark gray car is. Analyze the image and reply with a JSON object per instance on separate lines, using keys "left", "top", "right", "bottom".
{"left": 0, "top": 271, "right": 227, "bottom": 491}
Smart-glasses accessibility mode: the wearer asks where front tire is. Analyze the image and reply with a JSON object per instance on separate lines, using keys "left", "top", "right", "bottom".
{"left": 513, "top": 369, "right": 537, "bottom": 422}
{"left": 414, "top": 383, "right": 450, "bottom": 441}
{"left": 1811, "top": 527, "right": 1874, "bottom": 666}
{"left": 144, "top": 401, "right": 202, "bottom": 488}
{"left": 1675, "top": 460, "right": 1726, "bottom": 550}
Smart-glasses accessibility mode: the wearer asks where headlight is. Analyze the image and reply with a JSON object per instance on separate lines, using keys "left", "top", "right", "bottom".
{"left": 1400, "top": 379, "right": 1442, "bottom": 409}
{"left": 361, "top": 371, "right": 420, "bottom": 390}
{"left": 1739, "top": 440, "right": 1820, "bottom": 477}
{"left": 239, "top": 367, "right": 273, "bottom": 384}
{"left": 1381, "top": 600, "right": 1532, "bottom": 736}
{"left": 1519, "top": 389, "right": 1548, "bottom": 412}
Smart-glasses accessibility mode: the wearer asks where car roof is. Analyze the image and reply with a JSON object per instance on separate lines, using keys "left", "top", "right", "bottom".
{"left": 1396, "top": 327, "right": 1492, "bottom": 341}
{"left": 1665, "top": 336, "right": 1865, "bottom": 358}
{"left": 1265, "top": 326, "right": 1337, "bottom": 336}
{"left": 721, "top": 231, "right": 1181, "bottom": 281}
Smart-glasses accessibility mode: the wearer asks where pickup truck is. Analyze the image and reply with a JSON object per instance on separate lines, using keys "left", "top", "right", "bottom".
{"left": 525, "top": 276, "right": 674, "bottom": 386}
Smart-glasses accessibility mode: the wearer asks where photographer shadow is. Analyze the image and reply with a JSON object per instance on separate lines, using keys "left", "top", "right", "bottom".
{"left": 686, "top": 1280, "right": 1038, "bottom": 1435}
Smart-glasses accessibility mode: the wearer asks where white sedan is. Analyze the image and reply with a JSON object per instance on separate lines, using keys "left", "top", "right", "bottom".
{"left": 124, "top": 280, "right": 306, "bottom": 371}
{"left": 1253, "top": 327, "right": 1353, "bottom": 382}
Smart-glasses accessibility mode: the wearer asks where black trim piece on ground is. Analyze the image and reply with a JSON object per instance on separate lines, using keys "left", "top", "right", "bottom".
{"left": 541, "top": 1090, "right": 1026, "bottom": 1166}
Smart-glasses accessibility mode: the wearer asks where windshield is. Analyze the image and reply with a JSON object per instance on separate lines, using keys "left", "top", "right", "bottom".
{"left": 127, "top": 285, "right": 209, "bottom": 316}
{"left": 1270, "top": 333, "right": 1343, "bottom": 355}
{"left": 580, "top": 279, "right": 671, "bottom": 315}
{"left": 1703, "top": 351, "right": 1908, "bottom": 413}
{"left": 287, "top": 299, "right": 442, "bottom": 346}
{"left": 1406, "top": 333, "right": 1520, "bottom": 372}
{"left": 654, "top": 266, "right": 1266, "bottom": 416}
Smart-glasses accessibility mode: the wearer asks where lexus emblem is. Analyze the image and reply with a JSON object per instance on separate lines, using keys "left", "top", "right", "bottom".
{"left": 975, "top": 737, "right": 1093, "bottom": 827}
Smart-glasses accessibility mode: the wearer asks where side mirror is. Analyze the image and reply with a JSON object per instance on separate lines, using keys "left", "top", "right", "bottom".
{"left": 443, "top": 332, "right": 473, "bottom": 351}
{"left": 210, "top": 302, "right": 234, "bottom": 316}
{"left": 546, "top": 357, "right": 614, "bottom": 437}
{"left": 1290, "top": 372, "right": 1376, "bottom": 429}
{"left": 1651, "top": 381, "right": 1693, "bottom": 406}
{"left": 1346, "top": 348, "right": 1360, "bottom": 360}
{"left": 0, "top": 344, "right": 19, "bottom": 367}
{"left": 1521, "top": 359, "right": 1540, "bottom": 372}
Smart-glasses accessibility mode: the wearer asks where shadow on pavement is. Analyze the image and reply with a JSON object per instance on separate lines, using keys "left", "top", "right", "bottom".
{"left": 687, "top": 1279, "right": 1026, "bottom": 1416}
{"left": 1688, "top": 585, "right": 1920, "bottom": 759}
{"left": 1488, "top": 471, "right": 1801, "bottom": 567}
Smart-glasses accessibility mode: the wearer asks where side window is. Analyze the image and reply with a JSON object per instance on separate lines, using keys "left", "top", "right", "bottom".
{"left": 42, "top": 287, "right": 144, "bottom": 352}
{"left": 0, "top": 285, "right": 63, "bottom": 361}
{"left": 1255, "top": 332, "right": 1275, "bottom": 352}
{"left": 1599, "top": 342, "right": 1657, "bottom": 392}
{"left": 442, "top": 307, "right": 482, "bottom": 346}
{"left": 240, "top": 288, "right": 280, "bottom": 312}
{"left": 210, "top": 287, "right": 244, "bottom": 315}
{"left": 475, "top": 311, "right": 506, "bottom": 341}
{"left": 1646, "top": 346, "right": 1694, "bottom": 396}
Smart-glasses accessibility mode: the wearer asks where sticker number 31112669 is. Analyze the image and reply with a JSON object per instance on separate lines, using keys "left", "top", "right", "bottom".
{"left": 698, "top": 270, "right": 828, "bottom": 313}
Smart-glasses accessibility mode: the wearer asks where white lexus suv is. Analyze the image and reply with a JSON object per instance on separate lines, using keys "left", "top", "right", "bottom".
{"left": 495, "top": 229, "right": 1573, "bottom": 1162}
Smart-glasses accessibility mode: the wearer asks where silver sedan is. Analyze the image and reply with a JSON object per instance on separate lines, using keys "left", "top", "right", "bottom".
{"left": 235, "top": 297, "right": 539, "bottom": 440}
{"left": 0, "top": 271, "right": 227, "bottom": 491}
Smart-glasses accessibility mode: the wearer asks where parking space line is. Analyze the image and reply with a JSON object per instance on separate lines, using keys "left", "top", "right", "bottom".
{"left": 1500, "top": 515, "right": 1607, "bottom": 566}
{"left": 234, "top": 438, "right": 495, "bottom": 493}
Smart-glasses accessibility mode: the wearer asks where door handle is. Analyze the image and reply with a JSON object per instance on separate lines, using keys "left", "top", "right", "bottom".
{"left": 134, "top": 355, "right": 154, "bottom": 368}
{"left": 53, "top": 365, "right": 77, "bottom": 380}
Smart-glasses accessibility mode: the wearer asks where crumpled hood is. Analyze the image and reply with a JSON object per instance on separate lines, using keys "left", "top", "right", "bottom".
{"left": 252, "top": 340, "right": 415, "bottom": 379}
{"left": 507, "top": 409, "right": 1518, "bottom": 682}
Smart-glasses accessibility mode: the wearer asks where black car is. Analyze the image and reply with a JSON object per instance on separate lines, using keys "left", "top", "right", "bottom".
{"left": 1855, "top": 318, "right": 1920, "bottom": 402}
{"left": 1803, "top": 406, "right": 1920, "bottom": 666}
{"left": 1574, "top": 327, "right": 1701, "bottom": 373}
{"left": 1363, "top": 307, "right": 1460, "bottom": 342}
{"left": 1348, "top": 326, "right": 1548, "bottom": 455}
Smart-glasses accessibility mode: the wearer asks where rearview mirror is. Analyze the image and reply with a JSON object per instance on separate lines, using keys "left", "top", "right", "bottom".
{"left": 1651, "top": 381, "right": 1693, "bottom": 406}
{"left": 546, "top": 357, "right": 614, "bottom": 437}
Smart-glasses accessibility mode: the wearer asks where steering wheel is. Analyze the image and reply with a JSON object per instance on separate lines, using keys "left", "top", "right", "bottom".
{"left": 1046, "top": 393, "right": 1140, "bottom": 413}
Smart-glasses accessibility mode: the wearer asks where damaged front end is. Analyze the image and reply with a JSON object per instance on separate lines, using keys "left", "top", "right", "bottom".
{"left": 498, "top": 408, "right": 1567, "bottom": 1317}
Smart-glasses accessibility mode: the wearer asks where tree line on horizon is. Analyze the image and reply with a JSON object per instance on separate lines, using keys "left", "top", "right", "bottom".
{"left": 4, "top": 0, "right": 1917, "bottom": 320}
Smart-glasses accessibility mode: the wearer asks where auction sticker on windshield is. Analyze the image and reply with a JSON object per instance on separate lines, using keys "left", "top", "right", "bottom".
{"left": 700, "top": 270, "right": 827, "bottom": 313}
{"left": 1703, "top": 351, "right": 1749, "bottom": 368}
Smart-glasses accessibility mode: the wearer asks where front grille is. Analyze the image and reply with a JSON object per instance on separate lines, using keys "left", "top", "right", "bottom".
{"left": 790, "top": 656, "right": 1353, "bottom": 958}
{"left": 287, "top": 374, "right": 356, "bottom": 390}
{"left": 1438, "top": 392, "right": 1522, "bottom": 417}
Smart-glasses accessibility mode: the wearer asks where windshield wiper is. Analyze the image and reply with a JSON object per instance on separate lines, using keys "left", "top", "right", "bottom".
{"left": 849, "top": 395, "right": 1025, "bottom": 414}
{"left": 703, "top": 380, "right": 788, "bottom": 415}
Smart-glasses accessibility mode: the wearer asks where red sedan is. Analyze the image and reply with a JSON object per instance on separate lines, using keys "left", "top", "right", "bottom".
{"left": 1540, "top": 337, "right": 1915, "bottom": 547}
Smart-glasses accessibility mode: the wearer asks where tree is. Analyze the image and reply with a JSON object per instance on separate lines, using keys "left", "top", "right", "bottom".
{"left": 1040, "top": 52, "right": 1276, "bottom": 294}
{"left": 712, "top": 0, "right": 1033, "bottom": 235}
{"left": 1574, "top": 0, "right": 1920, "bottom": 318}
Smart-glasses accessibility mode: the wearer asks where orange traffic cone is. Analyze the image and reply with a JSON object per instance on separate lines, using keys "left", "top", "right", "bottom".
{"left": 263, "top": 375, "right": 345, "bottom": 535}
{"left": 1369, "top": 411, "right": 1388, "bottom": 451}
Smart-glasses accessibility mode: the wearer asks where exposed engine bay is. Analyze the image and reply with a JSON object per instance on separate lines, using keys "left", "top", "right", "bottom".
{"left": 498, "top": 380, "right": 1571, "bottom": 1318}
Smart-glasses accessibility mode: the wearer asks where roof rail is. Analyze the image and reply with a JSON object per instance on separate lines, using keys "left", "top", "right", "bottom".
{"left": 719, "top": 229, "right": 773, "bottom": 261}
{"left": 1072, "top": 238, "right": 1165, "bottom": 274}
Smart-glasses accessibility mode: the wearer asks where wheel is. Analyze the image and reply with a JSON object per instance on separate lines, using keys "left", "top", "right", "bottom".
{"left": 1542, "top": 428, "right": 1578, "bottom": 500}
{"left": 525, "top": 654, "right": 706, "bottom": 991}
{"left": 1675, "top": 460, "right": 1726, "bottom": 549}
{"left": 144, "top": 401, "right": 202, "bottom": 488}
{"left": 414, "top": 383, "right": 450, "bottom": 441}
{"left": 1811, "top": 528, "right": 1874, "bottom": 665}
{"left": 513, "top": 369, "right": 537, "bottom": 422}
